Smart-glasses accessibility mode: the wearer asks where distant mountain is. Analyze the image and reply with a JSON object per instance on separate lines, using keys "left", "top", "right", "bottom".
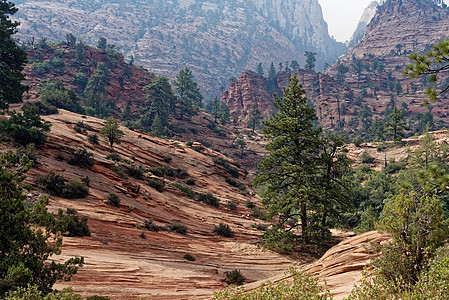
{"left": 347, "top": 1, "right": 379, "bottom": 48}
{"left": 13, "top": 0, "right": 345, "bottom": 98}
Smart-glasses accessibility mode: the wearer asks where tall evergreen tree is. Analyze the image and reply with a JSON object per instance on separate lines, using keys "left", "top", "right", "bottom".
{"left": 256, "top": 63, "right": 264, "bottom": 77}
{"left": 212, "top": 96, "right": 220, "bottom": 123}
{"left": 219, "top": 101, "right": 230, "bottom": 125}
{"left": 0, "top": 152, "right": 83, "bottom": 295}
{"left": 267, "top": 62, "right": 277, "bottom": 93}
{"left": 100, "top": 117, "right": 124, "bottom": 149}
{"left": 385, "top": 107, "right": 407, "bottom": 142}
{"left": 0, "top": 0, "right": 28, "bottom": 110}
{"left": 290, "top": 60, "right": 300, "bottom": 71}
{"left": 142, "top": 76, "right": 173, "bottom": 134}
{"left": 84, "top": 63, "right": 112, "bottom": 117}
{"left": 247, "top": 102, "right": 262, "bottom": 132}
{"left": 304, "top": 51, "right": 317, "bottom": 70}
{"left": 172, "top": 68, "right": 203, "bottom": 120}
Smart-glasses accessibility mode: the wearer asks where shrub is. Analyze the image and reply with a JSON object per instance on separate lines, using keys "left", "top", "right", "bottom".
{"left": 360, "top": 152, "right": 374, "bottom": 164}
{"left": 251, "top": 207, "right": 266, "bottom": 219}
{"left": 21, "top": 101, "right": 58, "bottom": 115}
{"left": 185, "top": 178, "right": 195, "bottom": 185}
{"left": 263, "top": 228, "right": 296, "bottom": 254}
{"left": 86, "top": 296, "right": 110, "bottom": 300}
{"left": 35, "top": 171, "right": 66, "bottom": 196}
{"left": 245, "top": 200, "right": 255, "bottom": 209}
{"left": 176, "top": 168, "right": 188, "bottom": 178}
{"left": 65, "top": 208, "right": 90, "bottom": 237}
{"left": 213, "top": 223, "right": 234, "bottom": 237}
{"left": 148, "top": 179, "right": 164, "bottom": 192}
{"left": 149, "top": 166, "right": 173, "bottom": 177}
{"left": 173, "top": 183, "right": 195, "bottom": 199}
{"left": 62, "top": 180, "right": 89, "bottom": 199}
{"left": 166, "top": 222, "right": 187, "bottom": 234}
{"left": 88, "top": 134, "right": 99, "bottom": 144}
{"left": 224, "top": 270, "right": 246, "bottom": 286}
{"left": 106, "top": 152, "right": 121, "bottom": 162}
{"left": 106, "top": 193, "right": 120, "bottom": 207}
{"left": 144, "top": 218, "right": 161, "bottom": 232}
{"left": 225, "top": 177, "right": 247, "bottom": 193}
{"left": 68, "top": 149, "right": 94, "bottom": 168}
{"left": 353, "top": 135, "right": 363, "bottom": 147}
{"left": 213, "top": 157, "right": 239, "bottom": 178}
{"left": 184, "top": 253, "right": 196, "bottom": 261}
{"left": 0, "top": 109, "right": 51, "bottom": 145}
{"left": 198, "top": 192, "right": 220, "bottom": 207}
{"left": 226, "top": 201, "right": 237, "bottom": 211}
{"left": 111, "top": 165, "right": 128, "bottom": 179}
{"left": 212, "top": 267, "right": 332, "bottom": 299}
{"left": 163, "top": 155, "right": 172, "bottom": 163}
{"left": 251, "top": 223, "right": 268, "bottom": 231}
{"left": 128, "top": 164, "right": 144, "bottom": 179}
{"left": 16, "top": 143, "right": 38, "bottom": 164}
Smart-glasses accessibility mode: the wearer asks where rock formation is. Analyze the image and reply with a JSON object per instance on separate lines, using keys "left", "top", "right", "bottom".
{"left": 14, "top": 0, "right": 345, "bottom": 97}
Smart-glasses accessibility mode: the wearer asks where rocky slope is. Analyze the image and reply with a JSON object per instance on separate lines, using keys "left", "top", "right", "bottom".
{"left": 3, "top": 109, "right": 293, "bottom": 299}
{"left": 347, "top": 1, "right": 379, "bottom": 48}
{"left": 13, "top": 0, "right": 344, "bottom": 97}
{"left": 221, "top": 69, "right": 353, "bottom": 129}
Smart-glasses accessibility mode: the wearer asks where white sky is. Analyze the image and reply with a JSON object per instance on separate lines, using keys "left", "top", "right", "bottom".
{"left": 318, "top": 0, "right": 449, "bottom": 42}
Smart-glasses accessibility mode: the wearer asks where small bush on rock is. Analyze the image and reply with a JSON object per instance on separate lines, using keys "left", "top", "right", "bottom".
{"left": 213, "top": 223, "right": 234, "bottom": 237}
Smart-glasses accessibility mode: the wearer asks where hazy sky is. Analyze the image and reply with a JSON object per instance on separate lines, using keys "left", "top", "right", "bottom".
{"left": 318, "top": 0, "right": 449, "bottom": 42}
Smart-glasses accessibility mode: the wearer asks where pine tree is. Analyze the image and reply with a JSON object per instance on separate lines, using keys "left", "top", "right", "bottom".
{"left": 84, "top": 63, "right": 111, "bottom": 117}
{"left": 142, "top": 76, "right": 173, "bottom": 134}
{"left": 267, "top": 62, "right": 277, "bottom": 93}
{"left": 385, "top": 107, "right": 407, "bottom": 142}
{"left": 247, "top": 102, "right": 262, "bottom": 132}
{"left": 212, "top": 96, "right": 220, "bottom": 123}
{"left": 254, "top": 77, "right": 322, "bottom": 242}
{"left": 172, "top": 68, "right": 203, "bottom": 120}
{"left": 0, "top": 152, "right": 83, "bottom": 295}
{"left": 0, "top": 0, "right": 28, "bottom": 110}
{"left": 256, "top": 63, "right": 264, "bottom": 76}
{"left": 290, "top": 60, "right": 300, "bottom": 71}
{"left": 100, "top": 117, "right": 124, "bottom": 149}
{"left": 304, "top": 51, "right": 317, "bottom": 70}
{"left": 219, "top": 101, "right": 230, "bottom": 125}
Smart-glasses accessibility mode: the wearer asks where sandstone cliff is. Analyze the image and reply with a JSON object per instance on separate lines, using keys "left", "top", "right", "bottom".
{"left": 14, "top": 0, "right": 345, "bottom": 97}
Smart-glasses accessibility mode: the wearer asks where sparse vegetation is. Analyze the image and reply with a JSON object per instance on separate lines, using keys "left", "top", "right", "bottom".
{"left": 213, "top": 223, "right": 234, "bottom": 237}
{"left": 173, "top": 183, "right": 195, "bottom": 198}
{"left": 224, "top": 270, "right": 246, "bottom": 286}
{"left": 35, "top": 172, "right": 88, "bottom": 199}
{"left": 65, "top": 208, "right": 91, "bottom": 237}
{"left": 148, "top": 179, "right": 164, "bottom": 192}
{"left": 68, "top": 149, "right": 94, "bottom": 168}
{"left": 226, "top": 201, "right": 238, "bottom": 211}
{"left": 198, "top": 192, "right": 220, "bottom": 207}
{"left": 213, "top": 156, "right": 239, "bottom": 178}
{"left": 106, "top": 193, "right": 120, "bottom": 207}
{"left": 166, "top": 222, "right": 187, "bottom": 234}
{"left": 184, "top": 253, "right": 196, "bottom": 261}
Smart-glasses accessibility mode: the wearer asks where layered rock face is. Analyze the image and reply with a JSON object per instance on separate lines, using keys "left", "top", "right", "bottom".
{"left": 14, "top": 0, "right": 345, "bottom": 97}
{"left": 349, "top": 0, "right": 449, "bottom": 57}
{"left": 347, "top": 1, "right": 379, "bottom": 48}
{"left": 222, "top": 69, "right": 349, "bottom": 128}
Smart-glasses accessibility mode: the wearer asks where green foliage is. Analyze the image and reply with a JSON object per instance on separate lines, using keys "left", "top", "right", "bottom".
{"left": 0, "top": 152, "right": 83, "bottom": 295}
{"left": 213, "top": 223, "right": 234, "bottom": 237}
{"left": 67, "top": 149, "right": 94, "bottom": 168}
{"left": 225, "top": 178, "right": 247, "bottom": 193}
{"left": 262, "top": 228, "right": 296, "bottom": 254}
{"left": 353, "top": 135, "right": 363, "bottom": 147}
{"left": 111, "top": 165, "right": 128, "bottom": 179}
{"left": 360, "top": 152, "right": 373, "bottom": 164}
{"left": 185, "top": 178, "right": 195, "bottom": 185}
{"left": 172, "top": 68, "right": 203, "bottom": 120}
{"left": 87, "top": 134, "right": 99, "bottom": 144}
{"left": 183, "top": 253, "right": 196, "bottom": 261}
{"left": 128, "top": 164, "right": 144, "bottom": 179}
{"left": 254, "top": 77, "right": 351, "bottom": 244}
{"left": 0, "top": 0, "right": 28, "bottom": 110}
{"left": 21, "top": 101, "right": 58, "bottom": 115}
{"left": 198, "top": 192, "right": 220, "bottom": 207}
{"left": 100, "top": 117, "right": 124, "bottom": 148}
{"left": 213, "top": 267, "right": 333, "bottom": 299}
{"left": 384, "top": 107, "right": 407, "bottom": 142}
{"left": 106, "top": 152, "right": 121, "bottom": 162}
{"left": 0, "top": 108, "right": 51, "bottom": 145}
{"left": 64, "top": 209, "right": 90, "bottom": 237}
{"left": 144, "top": 218, "right": 162, "bottom": 232}
{"left": 35, "top": 172, "right": 88, "bottom": 199}
{"left": 247, "top": 103, "right": 262, "bottom": 132}
{"left": 106, "top": 193, "right": 120, "bottom": 207}
{"left": 4, "top": 285, "right": 83, "bottom": 300}
{"left": 403, "top": 40, "right": 449, "bottom": 104}
{"left": 166, "top": 222, "right": 187, "bottom": 234}
{"left": 304, "top": 51, "right": 317, "bottom": 70}
{"left": 226, "top": 201, "right": 237, "bottom": 211}
{"left": 62, "top": 180, "right": 89, "bottom": 199}
{"left": 38, "top": 80, "right": 83, "bottom": 113}
{"left": 148, "top": 179, "right": 164, "bottom": 192}
{"left": 16, "top": 143, "right": 38, "bottom": 164}
{"left": 163, "top": 156, "right": 172, "bottom": 163}
{"left": 213, "top": 156, "right": 239, "bottom": 178}
{"left": 84, "top": 63, "right": 113, "bottom": 118}
{"left": 224, "top": 270, "right": 246, "bottom": 286}
{"left": 173, "top": 183, "right": 195, "bottom": 199}
{"left": 376, "top": 190, "right": 449, "bottom": 288}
